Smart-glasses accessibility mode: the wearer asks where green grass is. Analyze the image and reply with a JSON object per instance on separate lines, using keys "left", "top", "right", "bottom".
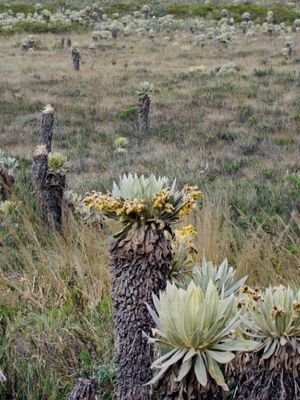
{"left": 166, "top": 3, "right": 300, "bottom": 23}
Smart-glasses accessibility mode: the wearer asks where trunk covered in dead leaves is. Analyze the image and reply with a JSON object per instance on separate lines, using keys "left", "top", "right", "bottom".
{"left": 41, "top": 172, "right": 66, "bottom": 232}
{"left": 40, "top": 110, "right": 54, "bottom": 153}
{"left": 228, "top": 352, "right": 300, "bottom": 400}
{"left": 111, "top": 222, "right": 173, "bottom": 400}
{"left": 72, "top": 49, "right": 81, "bottom": 71}
{"left": 32, "top": 155, "right": 65, "bottom": 231}
{"left": 0, "top": 168, "right": 14, "bottom": 201}
{"left": 69, "top": 378, "right": 98, "bottom": 400}
{"left": 154, "top": 366, "right": 224, "bottom": 400}
{"left": 138, "top": 95, "right": 150, "bottom": 133}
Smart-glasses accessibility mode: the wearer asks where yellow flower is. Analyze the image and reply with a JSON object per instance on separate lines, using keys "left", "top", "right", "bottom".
{"left": 153, "top": 190, "right": 170, "bottom": 209}
{"left": 121, "top": 199, "right": 146, "bottom": 215}
{"left": 183, "top": 185, "right": 203, "bottom": 201}
{"left": 174, "top": 225, "right": 197, "bottom": 247}
{"left": 176, "top": 225, "right": 197, "bottom": 239}
{"left": 84, "top": 192, "right": 123, "bottom": 214}
{"left": 178, "top": 186, "right": 202, "bottom": 217}
{"left": 164, "top": 203, "right": 174, "bottom": 213}
{"left": 179, "top": 198, "right": 196, "bottom": 216}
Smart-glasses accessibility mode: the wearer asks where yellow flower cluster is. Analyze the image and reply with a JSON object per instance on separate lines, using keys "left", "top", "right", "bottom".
{"left": 184, "top": 186, "right": 203, "bottom": 200}
{"left": 122, "top": 199, "right": 146, "bottom": 215}
{"left": 84, "top": 184, "right": 203, "bottom": 220}
{"left": 152, "top": 190, "right": 174, "bottom": 213}
{"left": 84, "top": 192, "right": 146, "bottom": 217}
{"left": 153, "top": 190, "right": 169, "bottom": 208}
{"left": 84, "top": 192, "right": 123, "bottom": 214}
{"left": 179, "top": 186, "right": 202, "bottom": 216}
{"left": 175, "top": 225, "right": 198, "bottom": 244}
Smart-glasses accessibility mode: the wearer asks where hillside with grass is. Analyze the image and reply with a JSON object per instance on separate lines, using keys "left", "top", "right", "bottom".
{"left": 0, "top": 1, "right": 299, "bottom": 399}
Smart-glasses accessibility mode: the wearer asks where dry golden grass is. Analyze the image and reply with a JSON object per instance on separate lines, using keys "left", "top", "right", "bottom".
{"left": 0, "top": 27, "right": 299, "bottom": 399}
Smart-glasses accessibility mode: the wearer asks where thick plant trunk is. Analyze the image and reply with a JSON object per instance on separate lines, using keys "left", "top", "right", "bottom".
{"left": 0, "top": 168, "right": 14, "bottom": 201}
{"left": 41, "top": 173, "right": 66, "bottom": 232}
{"left": 232, "top": 365, "right": 300, "bottom": 399}
{"left": 229, "top": 352, "right": 300, "bottom": 400}
{"left": 72, "top": 50, "right": 81, "bottom": 71}
{"left": 40, "top": 110, "right": 54, "bottom": 153}
{"left": 32, "top": 152, "right": 48, "bottom": 189}
{"left": 154, "top": 367, "right": 224, "bottom": 400}
{"left": 32, "top": 153, "right": 65, "bottom": 231}
{"left": 138, "top": 95, "right": 150, "bottom": 133}
{"left": 69, "top": 378, "right": 98, "bottom": 400}
{"left": 111, "top": 223, "right": 173, "bottom": 400}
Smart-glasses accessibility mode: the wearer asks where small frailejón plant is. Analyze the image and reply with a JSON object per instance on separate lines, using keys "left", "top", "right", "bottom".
{"left": 0, "top": 200, "right": 20, "bottom": 225}
{"left": 48, "top": 152, "right": 68, "bottom": 175}
{"left": 0, "top": 151, "right": 19, "bottom": 177}
{"left": 147, "top": 281, "right": 255, "bottom": 399}
{"left": 21, "top": 35, "right": 36, "bottom": 51}
{"left": 0, "top": 150, "right": 19, "bottom": 201}
{"left": 114, "top": 136, "right": 129, "bottom": 153}
{"left": 137, "top": 81, "right": 153, "bottom": 133}
{"left": 192, "top": 259, "right": 248, "bottom": 297}
{"left": 84, "top": 174, "right": 202, "bottom": 400}
{"left": 232, "top": 286, "right": 300, "bottom": 399}
{"left": 71, "top": 44, "right": 81, "bottom": 71}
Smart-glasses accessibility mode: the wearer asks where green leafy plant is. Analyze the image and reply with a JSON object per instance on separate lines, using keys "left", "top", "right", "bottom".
{"left": 192, "top": 259, "right": 248, "bottom": 297}
{"left": 231, "top": 285, "right": 300, "bottom": 399}
{"left": 118, "top": 106, "right": 138, "bottom": 120}
{"left": 147, "top": 281, "right": 255, "bottom": 397}
{"left": 114, "top": 137, "right": 129, "bottom": 153}
{"left": 136, "top": 81, "right": 153, "bottom": 98}
{"left": 0, "top": 150, "right": 19, "bottom": 176}
{"left": 245, "top": 286, "right": 300, "bottom": 358}
{"left": 48, "top": 152, "right": 68, "bottom": 175}
{"left": 0, "top": 200, "right": 20, "bottom": 217}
